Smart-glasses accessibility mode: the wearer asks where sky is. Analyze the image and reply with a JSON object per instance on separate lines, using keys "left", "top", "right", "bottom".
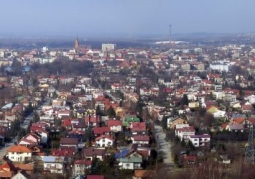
{"left": 0, "top": 0, "right": 255, "bottom": 38}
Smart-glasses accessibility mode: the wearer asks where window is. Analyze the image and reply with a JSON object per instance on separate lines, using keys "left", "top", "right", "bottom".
{"left": 126, "top": 163, "right": 130, "bottom": 167}
{"left": 102, "top": 139, "right": 105, "bottom": 142}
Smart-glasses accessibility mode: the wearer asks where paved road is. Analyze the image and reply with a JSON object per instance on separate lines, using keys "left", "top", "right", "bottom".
{"left": 0, "top": 137, "right": 17, "bottom": 158}
{"left": 154, "top": 124, "right": 174, "bottom": 170}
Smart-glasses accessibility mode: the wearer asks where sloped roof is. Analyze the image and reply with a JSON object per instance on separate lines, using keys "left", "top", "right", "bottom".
{"left": 134, "top": 170, "right": 156, "bottom": 178}
{"left": 7, "top": 145, "right": 32, "bottom": 153}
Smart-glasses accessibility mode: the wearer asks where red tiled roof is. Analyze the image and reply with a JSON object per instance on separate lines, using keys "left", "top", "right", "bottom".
{"left": 93, "top": 127, "right": 111, "bottom": 135}
{"left": 176, "top": 126, "right": 195, "bottom": 133}
{"left": 74, "top": 160, "right": 92, "bottom": 165}
{"left": 85, "top": 115, "right": 98, "bottom": 123}
{"left": 242, "top": 104, "right": 253, "bottom": 111}
{"left": 51, "top": 148, "right": 75, "bottom": 157}
{"left": 247, "top": 118, "right": 255, "bottom": 124}
{"left": 87, "top": 175, "right": 104, "bottom": 179}
{"left": 62, "top": 119, "right": 71, "bottom": 127}
{"left": 233, "top": 118, "right": 245, "bottom": 124}
{"left": 7, "top": 145, "right": 32, "bottom": 153}
{"left": 106, "top": 119, "right": 122, "bottom": 127}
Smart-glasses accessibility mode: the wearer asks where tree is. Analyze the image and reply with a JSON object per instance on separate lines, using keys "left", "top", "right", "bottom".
{"left": 107, "top": 106, "right": 116, "bottom": 118}
{"left": 33, "top": 112, "right": 40, "bottom": 122}
{"left": 18, "top": 128, "right": 27, "bottom": 140}
{"left": 161, "top": 115, "right": 168, "bottom": 129}
{"left": 180, "top": 94, "right": 189, "bottom": 106}
{"left": 96, "top": 105, "right": 104, "bottom": 116}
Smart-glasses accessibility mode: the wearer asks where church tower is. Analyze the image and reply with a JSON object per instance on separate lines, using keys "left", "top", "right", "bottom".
{"left": 75, "top": 37, "right": 79, "bottom": 50}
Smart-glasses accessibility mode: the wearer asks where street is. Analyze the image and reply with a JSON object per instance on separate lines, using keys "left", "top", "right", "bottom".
{"left": 154, "top": 124, "right": 175, "bottom": 170}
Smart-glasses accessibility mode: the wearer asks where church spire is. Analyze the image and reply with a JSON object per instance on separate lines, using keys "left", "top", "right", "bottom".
{"left": 75, "top": 36, "right": 79, "bottom": 50}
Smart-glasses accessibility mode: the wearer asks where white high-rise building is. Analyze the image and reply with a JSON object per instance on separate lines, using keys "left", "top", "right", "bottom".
{"left": 102, "top": 43, "right": 116, "bottom": 52}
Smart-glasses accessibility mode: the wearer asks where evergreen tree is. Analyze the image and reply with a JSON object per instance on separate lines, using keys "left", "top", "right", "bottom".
{"left": 106, "top": 106, "right": 116, "bottom": 118}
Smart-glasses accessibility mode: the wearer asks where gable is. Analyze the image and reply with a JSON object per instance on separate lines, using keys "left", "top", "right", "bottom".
{"left": 127, "top": 151, "right": 143, "bottom": 158}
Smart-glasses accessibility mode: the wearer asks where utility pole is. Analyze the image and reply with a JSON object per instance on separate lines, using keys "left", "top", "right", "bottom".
{"left": 245, "top": 125, "right": 255, "bottom": 164}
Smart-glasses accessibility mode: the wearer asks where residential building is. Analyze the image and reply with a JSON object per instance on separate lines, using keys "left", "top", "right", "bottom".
{"left": 7, "top": 145, "right": 32, "bottom": 162}
{"left": 42, "top": 156, "right": 65, "bottom": 174}
{"left": 131, "top": 135, "right": 150, "bottom": 145}
{"left": 95, "top": 135, "right": 114, "bottom": 148}
{"left": 73, "top": 160, "right": 92, "bottom": 177}
{"left": 188, "top": 134, "right": 211, "bottom": 147}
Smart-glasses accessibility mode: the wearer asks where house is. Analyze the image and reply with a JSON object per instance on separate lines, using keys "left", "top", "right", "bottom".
{"left": 93, "top": 127, "right": 111, "bottom": 137}
{"left": 188, "top": 101, "right": 200, "bottom": 109}
{"left": 175, "top": 126, "right": 195, "bottom": 140}
{"left": 106, "top": 119, "right": 122, "bottom": 132}
{"left": 167, "top": 117, "right": 186, "bottom": 129}
{"left": 133, "top": 170, "right": 156, "bottom": 179}
{"left": 225, "top": 123, "right": 244, "bottom": 132}
{"left": 87, "top": 175, "right": 104, "bottom": 179}
{"left": 188, "top": 134, "right": 211, "bottom": 147}
{"left": 83, "top": 148, "right": 105, "bottom": 161}
{"left": 181, "top": 155, "right": 197, "bottom": 165}
{"left": 11, "top": 170, "right": 30, "bottom": 179}
{"left": 131, "top": 135, "right": 150, "bottom": 145}
{"left": 42, "top": 156, "right": 65, "bottom": 174}
{"left": 31, "top": 129, "right": 48, "bottom": 144}
{"left": 73, "top": 123, "right": 86, "bottom": 132}
{"left": 118, "top": 156, "right": 143, "bottom": 170}
{"left": 18, "top": 133, "right": 40, "bottom": 147}
{"left": 130, "top": 122, "right": 146, "bottom": 135}
{"left": 123, "top": 116, "right": 140, "bottom": 127}
{"left": 7, "top": 145, "right": 32, "bottom": 162}
{"left": 95, "top": 135, "right": 114, "bottom": 148}
{"left": 60, "top": 138, "right": 79, "bottom": 151}
{"left": 51, "top": 147, "right": 76, "bottom": 158}
{"left": 242, "top": 103, "right": 253, "bottom": 113}
{"left": 85, "top": 115, "right": 99, "bottom": 126}
{"left": 246, "top": 118, "right": 255, "bottom": 128}
{"left": 73, "top": 160, "right": 92, "bottom": 177}
{"left": 0, "top": 162, "right": 16, "bottom": 178}
{"left": 207, "top": 106, "right": 226, "bottom": 118}
{"left": 14, "top": 163, "right": 34, "bottom": 175}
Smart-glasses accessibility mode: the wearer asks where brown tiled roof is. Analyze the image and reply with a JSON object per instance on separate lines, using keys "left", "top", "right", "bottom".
{"left": 84, "top": 148, "right": 105, "bottom": 157}
{"left": 60, "top": 138, "right": 79, "bottom": 145}
{"left": 0, "top": 161, "right": 17, "bottom": 172}
{"left": 134, "top": 170, "right": 156, "bottom": 178}
{"left": 7, "top": 145, "right": 32, "bottom": 153}
{"left": 0, "top": 171, "right": 12, "bottom": 178}
{"left": 14, "top": 163, "right": 34, "bottom": 171}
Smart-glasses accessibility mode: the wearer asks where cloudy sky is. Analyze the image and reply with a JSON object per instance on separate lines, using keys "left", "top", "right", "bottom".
{"left": 0, "top": 0, "right": 254, "bottom": 38}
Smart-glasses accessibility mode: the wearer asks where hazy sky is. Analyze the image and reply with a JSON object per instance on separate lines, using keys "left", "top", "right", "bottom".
{"left": 0, "top": 0, "right": 255, "bottom": 38}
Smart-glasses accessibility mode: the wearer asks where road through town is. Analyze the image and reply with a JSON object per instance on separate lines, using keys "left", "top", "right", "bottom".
{"left": 154, "top": 124, "right": 175, "bottom": 170}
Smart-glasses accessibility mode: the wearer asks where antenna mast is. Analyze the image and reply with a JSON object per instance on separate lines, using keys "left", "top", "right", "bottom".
{"left": 245, "top": 125, "right": 255, "bottom": 164}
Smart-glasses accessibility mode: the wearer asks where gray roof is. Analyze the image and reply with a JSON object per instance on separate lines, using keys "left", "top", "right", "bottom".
{"left": 118, "top": 156, "right": 142, "bottom": 163}
{"left": 75, "top": 175, "right": 84, "bottom": 179}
